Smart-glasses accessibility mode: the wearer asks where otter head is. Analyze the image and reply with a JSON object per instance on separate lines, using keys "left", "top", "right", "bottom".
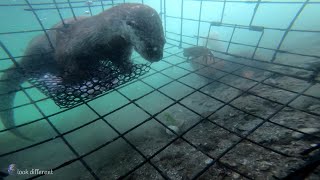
{"left": 125, "top": 5, "right": 165, "bottom": 62}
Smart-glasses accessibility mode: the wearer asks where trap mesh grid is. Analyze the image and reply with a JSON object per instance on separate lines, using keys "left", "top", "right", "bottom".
{"left": 0, "top": 0, "right": 320, "bottom": 179}
{"left": 27, "top": 62, "right": 151, "bottom": 108}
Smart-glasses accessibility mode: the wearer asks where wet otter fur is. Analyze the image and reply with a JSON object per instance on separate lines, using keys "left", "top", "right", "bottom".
{"left": 0, "top": 3, "right": 165, "bottom": 140}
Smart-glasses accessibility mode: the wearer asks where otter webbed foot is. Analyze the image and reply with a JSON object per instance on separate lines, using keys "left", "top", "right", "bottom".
{"left": 115, "top": 61, "right": 134, "bottom": 75}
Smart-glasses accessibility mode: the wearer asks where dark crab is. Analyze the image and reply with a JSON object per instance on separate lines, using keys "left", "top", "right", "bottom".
{"left": 183, "top": 46, "right": 215, "bottom": 64}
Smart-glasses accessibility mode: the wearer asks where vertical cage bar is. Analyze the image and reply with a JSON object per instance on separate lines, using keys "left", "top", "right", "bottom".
{"left": 226, "top": 25, "right": 236, "bottom": 53}
{"left": 205, "top": 24, "right": 212, "bottom": 48}
{"left": 271, "top": 0, "right": 309, "bottom": 62}
{"left": 179, "top": 0, "right": 184, "bottom": 48}
{"left": 67, "top": 0, "right": 77, "bottom": 20}
{"left": 220, "top": 0, "right": 226, "bottom": 23}
{"left": 160, "top": 0, "right": 163, "bottom": 20}
{"left": 24, "top": 0, "right": 55, "bottom": 51}
{"left": 164, "top": 0, "right": 167, "bottom": 37}
{"left": 52, "top": 0, "right": 66, "bottom": 26}
{"left": 196, "top": 0, "right": 203, "bottom": 46}
{"left": 100, "top": 0, "right": 105, "bottom": 11}
{"left": 87, "top": 1, "right": 93, "bottom": 16}
{"left": 252, "top": 30, "right": 264, "bottom": 59}
{"left": 0, "top": 41, "right": 24, "bottom": 71}
{"left": 249, "top": 0, "right": 261, "bottom": 26}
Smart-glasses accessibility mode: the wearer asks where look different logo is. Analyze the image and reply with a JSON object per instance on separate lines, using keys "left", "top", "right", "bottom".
{"left": 5, "top": 164, "right": 53, "bottom": 176}
{"left": 8, "top": 164, "right": 17, "bottom": 175}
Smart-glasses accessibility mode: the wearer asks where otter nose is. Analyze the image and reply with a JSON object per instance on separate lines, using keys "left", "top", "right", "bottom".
{"left": 153, "top": 47, "right": 158, "bottom": 51}
{"left": 149, "top": 53, "right": 163, "bottom": 62}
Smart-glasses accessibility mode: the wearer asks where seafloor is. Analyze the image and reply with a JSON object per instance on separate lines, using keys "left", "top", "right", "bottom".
{"left": 1, "top": 45, "right": 320, "bottom": 180}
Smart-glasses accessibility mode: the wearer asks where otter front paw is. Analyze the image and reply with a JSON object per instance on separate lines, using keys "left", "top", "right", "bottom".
{"left": 59, "top": 63, "right": 89, "bottom": 83}
{"left": 113, "top": 60, "right": 134, "bottom": 75}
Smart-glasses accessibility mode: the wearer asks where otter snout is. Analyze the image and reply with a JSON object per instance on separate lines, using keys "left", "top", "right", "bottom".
{"left": 136, "top": 44, "right": 163, "bottom": 62}
{"left": 146, "top": 47, "right": 163, "bottom": 62}
{"left": 148, "top": 54, "right": 163, "bottom": 62}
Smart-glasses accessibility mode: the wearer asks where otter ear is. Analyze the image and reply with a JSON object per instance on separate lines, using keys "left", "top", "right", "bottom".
{"left": 56, "top": 24, "right": 72, "bottom": 40}
{"left": 57, "top": 24, "right": 71, "bottom": 34}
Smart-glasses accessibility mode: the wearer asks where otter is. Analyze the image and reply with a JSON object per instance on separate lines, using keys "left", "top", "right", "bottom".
{"left": 0, "top": 3, "right": 165, "bottom": 140}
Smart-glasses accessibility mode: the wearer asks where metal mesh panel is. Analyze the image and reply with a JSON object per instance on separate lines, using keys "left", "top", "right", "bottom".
{"left": 28, "top": 61, "right": 151, "bottom": 108}
{"left": 0, "top": 0, "right": 320, "bottom": 180}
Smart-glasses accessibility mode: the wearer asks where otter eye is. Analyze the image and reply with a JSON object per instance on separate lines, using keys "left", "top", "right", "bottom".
{"left": 127, "top": 20, "right": 147, "bottom": 32}
{"left": 126, "top": 20, "right": 137, "bottom": 27}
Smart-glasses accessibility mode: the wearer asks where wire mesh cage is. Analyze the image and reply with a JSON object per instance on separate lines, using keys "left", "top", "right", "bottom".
{"left": 0, "top": 0, "right": 320, "bottom": 179}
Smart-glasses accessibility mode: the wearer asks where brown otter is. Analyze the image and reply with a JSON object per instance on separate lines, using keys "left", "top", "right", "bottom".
{"left": 0, "top": 3, "right": 165, "bottom": 140}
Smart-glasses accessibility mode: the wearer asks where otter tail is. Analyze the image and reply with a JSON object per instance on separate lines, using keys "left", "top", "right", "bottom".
{"left": 0, "top": 66, "right": 32, "bottom": 141}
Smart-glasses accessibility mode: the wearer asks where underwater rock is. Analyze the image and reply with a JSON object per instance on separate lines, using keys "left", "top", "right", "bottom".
{"left": 204, "top": 158, "right": 213, "bottom": 165}
{"left": 259, "top": 161, "right": 272, "bottom": 171}
{"left": 199, "top": 101, "right": 215, "bottom": 107}
{"left": 265, "top": 78, "right": 278, "bottom": 85}
{"left": 236, "top": 120, "right": 261, "bottom": 132}
{"left": 165, "top": 125, "right": 179, "bottom": 136}
{"left": 308, "top": 104, "right": 320, "bottom": 111}
{"left": 229, "top": 113, "right": 236, "bottom": 117}
{"left": 244, "top": 106, "right": 258, "bottom": 112}
{"left": 163, "top": 112, "right": 185, "bottom": 136}
{"left": 292, "top": 127, "right": 320, "bottom": 139}
{"left": 306, "top": 61, "right": 320, "bottom": 82}
{"left": 232, "top": 172, "right": 240, "bottom": 179}
{"left": 229, "top": 162, "right": 237, "bottom": 167}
